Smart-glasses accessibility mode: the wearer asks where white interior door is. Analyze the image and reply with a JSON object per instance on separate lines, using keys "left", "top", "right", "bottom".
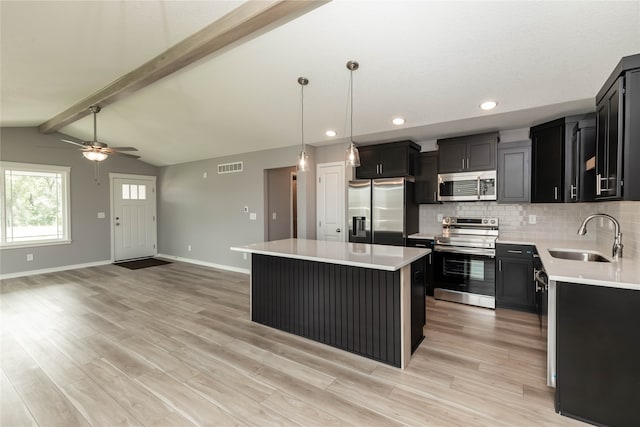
{"left": 111, "top": 174, "right": 157, "bottom": 261}
{"left": 316, "top": 162, "right": 345, "bottom": 241}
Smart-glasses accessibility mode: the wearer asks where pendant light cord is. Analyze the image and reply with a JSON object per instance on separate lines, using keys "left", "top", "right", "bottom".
{"left": 350, "top": 67, "right": 353, "bottom": 144}
{"left": 301, "top": 82, "right": 305, "bottom": 152}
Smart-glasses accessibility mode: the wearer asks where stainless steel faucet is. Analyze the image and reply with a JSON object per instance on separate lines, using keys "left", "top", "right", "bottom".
{"left": 577, "top": 213, "right": 623, "bottom": 260}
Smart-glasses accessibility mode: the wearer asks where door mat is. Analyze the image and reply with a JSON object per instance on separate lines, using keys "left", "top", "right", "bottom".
{"left": 114, "top": 258, "right": 171, "bottom": 270}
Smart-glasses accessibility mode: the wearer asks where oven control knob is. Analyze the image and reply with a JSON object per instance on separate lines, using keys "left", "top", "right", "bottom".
{"left": 443, "top": 217, "right": 450, "bottom": 224}
{"left": 451, "top": 218, "right": 456, "bottom": 224}
{"left": 482, "top": 219, "right": 488, "bottom": 224}
{"left": 490, "top": 219, "right": 496, "bottom": 224}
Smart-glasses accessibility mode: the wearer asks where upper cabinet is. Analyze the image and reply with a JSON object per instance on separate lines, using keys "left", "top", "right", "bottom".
{"left": 414, "top": 151, "right": 440, "bottom": 204}
{"left": 531, "top": 119, "right": 565, "bottom": 203}
{"left": 437, "top": 132, "right": 498, "bottom": 173}
{"left": 355, "top": 140, "right": 421, "bottom": 179}
{"left": 530, "top": 114, "right": 596, "bottom": 203}
{"left": 498, "top": 140, "right": 531, "bottom": 203}
{"left": 595, "top": 54, "right": 640, "bottom": 201}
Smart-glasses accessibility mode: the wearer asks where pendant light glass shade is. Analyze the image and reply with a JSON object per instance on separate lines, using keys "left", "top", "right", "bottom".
{"left": 296, "top": 77, "right": 309, "bottom": 173}
{"left": 345, "top": 60, "right": 361, "bottom": 167}
{"left": 345, "top": 143, "right": 360, "bottom": 167}
{"left": 82, "top": 150, "right": 108, "bottom": 162}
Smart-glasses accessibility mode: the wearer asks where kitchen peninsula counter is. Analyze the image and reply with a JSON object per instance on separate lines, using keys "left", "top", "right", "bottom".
{"left": 231, "top": 239, "right": 430, "bottom": 368}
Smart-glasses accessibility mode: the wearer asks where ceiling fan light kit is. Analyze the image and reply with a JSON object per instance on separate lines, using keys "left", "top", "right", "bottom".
{"left": 345, "top": 60, "right": 361, "bottom": 167}
{"left": 83, "top": 150, "right": 108, "bottom": 162}
{"left": 297, "top": 77, "right": 310, "bottom": 173}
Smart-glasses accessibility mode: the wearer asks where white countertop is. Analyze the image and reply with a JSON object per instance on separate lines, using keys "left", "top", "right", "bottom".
{"left": 231, "top": 238, "right": 430, "bottom": 271}
{"left": 498, "top": 232, "right": 640, "bottom": 290}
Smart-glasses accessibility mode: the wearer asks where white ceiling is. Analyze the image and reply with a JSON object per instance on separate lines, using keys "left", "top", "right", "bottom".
{"left": 2, "top": 1, "right": 639, "bottom": 166}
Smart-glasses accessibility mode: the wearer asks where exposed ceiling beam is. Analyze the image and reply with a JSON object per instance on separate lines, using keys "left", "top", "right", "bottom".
{"left": 39, "top": 0, "right": 329, "bottom": 134}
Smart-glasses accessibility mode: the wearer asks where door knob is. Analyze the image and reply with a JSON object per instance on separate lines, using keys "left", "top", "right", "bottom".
{"left": 115, "top": 222, "right": 120, "bottom": 226}
{"left": 336, "top": 228, "right": 341, "bottom": 233}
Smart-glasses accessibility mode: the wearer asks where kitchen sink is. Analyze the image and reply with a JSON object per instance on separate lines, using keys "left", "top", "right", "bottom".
{"left": 548, "top": 249, "right": 610, "bottom": 263}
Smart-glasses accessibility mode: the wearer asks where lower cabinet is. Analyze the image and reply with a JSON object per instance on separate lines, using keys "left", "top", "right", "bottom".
{"left": 495, "top": 244, "right": 536, "bottom": 312}
{"left": 556, "top": 281, "right": 640, "bottom": 426}
{"left": 406, "top": 238, "right": 434, "bottom": 296}
{"left": 410, "top": 257, "right": 426, "bottom": 353}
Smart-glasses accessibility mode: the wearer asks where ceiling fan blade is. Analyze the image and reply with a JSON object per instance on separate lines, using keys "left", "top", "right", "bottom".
{"left": 61, "top": 138, "right": 88, "bottom": 147}
{"left": 110, "top": 151, "right": 141, "bottom": 159}
{"left": 108, "top": 146, "right": 138, "bottom": 151}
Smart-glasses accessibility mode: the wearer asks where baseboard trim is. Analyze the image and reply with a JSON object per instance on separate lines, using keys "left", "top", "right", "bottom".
{"left": 157, "top": 253, "right": 250, "bottom": 275}
{"left": 0, "top": 260, "right": 112, "bottom": 280}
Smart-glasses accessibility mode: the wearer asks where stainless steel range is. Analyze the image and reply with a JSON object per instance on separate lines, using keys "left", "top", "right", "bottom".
{"left": 433, "top": 217, "right": 499, "bottom": 309}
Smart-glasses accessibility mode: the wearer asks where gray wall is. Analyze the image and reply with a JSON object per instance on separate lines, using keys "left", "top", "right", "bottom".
{"left": 0, "top": 127, "right": 158, "bottom": 276}
{"left": 157, "top": 144, "right": 316, "bottom": 271}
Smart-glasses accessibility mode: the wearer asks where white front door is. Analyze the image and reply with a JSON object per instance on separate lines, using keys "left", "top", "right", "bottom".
{"left": 316, "top": 162, "right": 345, "bottom": 241}
{"left": 111, "top": 174, "right": 157, "bottom": 261}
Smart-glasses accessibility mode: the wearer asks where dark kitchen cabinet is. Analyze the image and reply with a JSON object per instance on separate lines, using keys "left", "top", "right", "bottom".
{"left": 530, "top": 113, "right": 596, "bottom": 203}
{"left": 495, "top": 244, "right": 536, "bottom": 312}
{"left": 556, "top": 281, "right": 640, "bottom": 426}
{"left": 410, "top": 257, "right": 426, "bottom": 353}
{"left": 531, "top": 119, "right": 565, "bottom": 203}
{"left": 595, "top": 54, "right": 640, "bottom": 201}
{"left": 568, "top": 118, "right": 596, "bottom": 202}
{"left": 414, "top": 151, "right": 440, "bottom": 204}
{"left": 437, "top": 132, "right": 498, "bottom": 173}
{"left": 406, "top": 238, "right": 434, "bottom": 296}
{"left": 355, "top": 140, "right": 421, "bottom": 179}
{"left": 497, "top": 140, "right": 530, "bottom": 203}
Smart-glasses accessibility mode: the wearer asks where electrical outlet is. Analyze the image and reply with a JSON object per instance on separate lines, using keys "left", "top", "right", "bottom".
{"left": 97, "top": 212, "right": 105, "bottom": 219}
{"left": 250, "top": 213, "right": 256, "bottom": 220}
{"left": 243, "top": 253, "right": 247, "bottom": 260}
{"left": 187, "top": 245, "right": 192, "bottom": 252}
{"left": 272, "top": 212, "right": 277, "bottom": 220}
{"left": 26, "top": 253, "right": 34, "bottom": 261}
{"left": 203, "top": 172, "right": 208, "bottom": 179}
{"left": 437, "top": 214, "right": 443, "bottom": 222}
{"left": 529, "top": 214, "right": 537, "bottom": 224}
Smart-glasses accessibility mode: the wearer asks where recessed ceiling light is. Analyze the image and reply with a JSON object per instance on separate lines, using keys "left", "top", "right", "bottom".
{"left": 480, "top": 101, "right": 497, "bottom": 111}
{"left": 392, "top": 117, "right": 405, "bottom": 125}
{"left": 325, "top": 130, "right": 337, "bottom": 137}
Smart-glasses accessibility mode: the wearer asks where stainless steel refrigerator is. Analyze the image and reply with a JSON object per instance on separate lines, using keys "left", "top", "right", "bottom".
{"left": 348, "top": 178, "right": 418, "bottom": 246}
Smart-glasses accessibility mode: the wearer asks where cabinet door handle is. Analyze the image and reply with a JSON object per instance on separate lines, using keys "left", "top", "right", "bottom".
{"left": 467, "top": 157, "right": 470, "bottom": 169}
{"left": 462, "top": 158, "right": 465, "bottom": 170}
{"left": 570, "top": 184, "right": 577, "bottom": 200}
{"left": 428, "top": 253, "right": 432, "bottom": 264}
{"left": 498, "top": 259, "right": 502, "bottom": 271}
{"left": 433, "top": 191, "right": 437, "bottom": 202}
{"left": 554, "top": 186, "right": 558, "bottom": 200}
{"left": 380, "top": 163, "right": 383, "bottom": 175}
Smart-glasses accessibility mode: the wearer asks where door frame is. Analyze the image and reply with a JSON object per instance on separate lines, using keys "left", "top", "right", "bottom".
{"left": 109, "top": 173, "right": 157, "bottom": 262}
{"left": 316, "top": 161, "right": 346, "bottom": 241}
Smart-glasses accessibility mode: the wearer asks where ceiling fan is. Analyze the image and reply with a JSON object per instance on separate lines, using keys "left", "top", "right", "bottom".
{"left": 61, "top": 106, "right": 140, "bottom": 161}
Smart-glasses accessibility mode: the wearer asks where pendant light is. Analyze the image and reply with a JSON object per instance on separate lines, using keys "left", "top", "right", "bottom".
{"left": 345, "top": 60, "right": 361, "bottom": 167}
{"left": 297, "top": 77, "right": 309, "bottom": 172}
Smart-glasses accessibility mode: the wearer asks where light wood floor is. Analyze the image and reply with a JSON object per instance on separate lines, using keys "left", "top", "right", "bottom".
{"left": 1, "top": 261, "right": 583, "bottom": 426}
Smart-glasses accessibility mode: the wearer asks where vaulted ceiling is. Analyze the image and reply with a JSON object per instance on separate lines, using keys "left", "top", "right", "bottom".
{"left": 2, "top": 1, "right": 639, "bottom": 166}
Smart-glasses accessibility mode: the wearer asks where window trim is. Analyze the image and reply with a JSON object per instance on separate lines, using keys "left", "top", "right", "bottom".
{"left": 0, "top": 161, "right": 72, "bottom": 249}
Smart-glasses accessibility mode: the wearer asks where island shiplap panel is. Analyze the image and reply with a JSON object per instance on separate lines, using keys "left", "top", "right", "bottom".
{"left": 251, "top": 254, "right": 401, "bottom": 367}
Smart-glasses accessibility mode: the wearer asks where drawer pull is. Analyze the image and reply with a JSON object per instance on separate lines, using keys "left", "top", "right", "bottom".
{"left": 507, "top": 250, "right": 522, "bottom": 254}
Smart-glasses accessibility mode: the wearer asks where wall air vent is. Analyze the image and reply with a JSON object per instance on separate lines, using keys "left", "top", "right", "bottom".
{"left": 217, "top": 161, "right": 243, "bottom": 174}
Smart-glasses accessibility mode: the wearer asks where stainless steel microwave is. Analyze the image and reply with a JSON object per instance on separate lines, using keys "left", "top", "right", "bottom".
{"left": 438, "top": 171, "right": 497, "bottom": 201}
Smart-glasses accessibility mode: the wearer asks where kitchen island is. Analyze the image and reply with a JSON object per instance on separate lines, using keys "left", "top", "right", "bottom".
{"left": 231, "top": 238, "right": 430, "bottom": 368}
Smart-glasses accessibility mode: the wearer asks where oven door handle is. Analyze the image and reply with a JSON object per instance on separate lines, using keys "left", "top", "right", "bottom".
{"left": 434, "top": 245, "right": 495, "bottom": 258}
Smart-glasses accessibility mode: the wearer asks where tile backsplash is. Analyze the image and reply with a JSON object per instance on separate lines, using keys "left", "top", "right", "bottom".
{"left": 419, "top": 201, "right": 640, "bottom": 260}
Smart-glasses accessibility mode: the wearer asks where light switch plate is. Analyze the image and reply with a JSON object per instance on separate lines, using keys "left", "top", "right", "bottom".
{"left": 437, "top": 214, "right": 443, "bottom": 222}
{"left": 243, "top": 206, "right": 249, "bottom": 213}
{"left": 97, "top": 212, "right": 105, "bottom": 219}
{"left": 250, "top": 213, "right": 257, "bottom": 220}
{"left": 529, "top": 215, "right": 537, "bottom": 224}
{"left": 272, "top": 212, "right": 277, "bottom": 220}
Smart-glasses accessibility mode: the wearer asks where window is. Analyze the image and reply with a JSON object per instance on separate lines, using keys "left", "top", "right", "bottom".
{"left": 122, "top": 183, "right": 146, "bottom": 200}
{"left": 0, "top": 162, "right": 71, "bottom": 248}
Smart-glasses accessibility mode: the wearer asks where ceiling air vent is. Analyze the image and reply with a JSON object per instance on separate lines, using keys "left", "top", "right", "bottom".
{"left": 217, "top": 161, "right": 243, "bottom": 174}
